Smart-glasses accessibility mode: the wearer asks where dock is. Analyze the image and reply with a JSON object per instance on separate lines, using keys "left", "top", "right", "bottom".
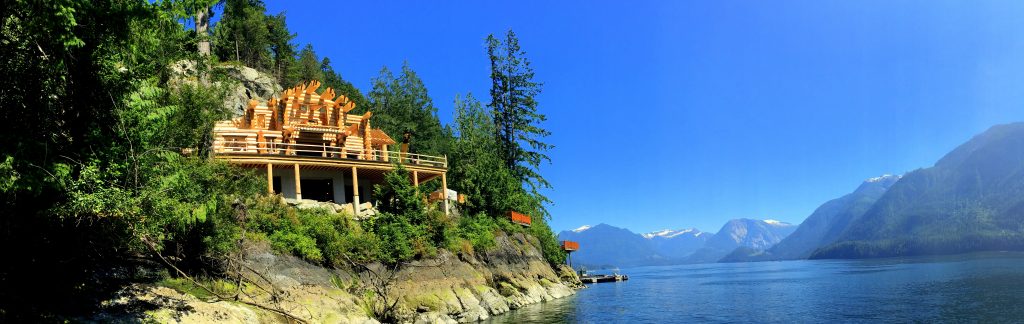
{"left": 580, "top": 274, "right": 629, "bottom": 284}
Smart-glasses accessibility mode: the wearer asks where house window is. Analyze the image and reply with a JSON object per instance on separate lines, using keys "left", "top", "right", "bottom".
{"left": 300, "top": 178, "right": 334, "bottom": 202}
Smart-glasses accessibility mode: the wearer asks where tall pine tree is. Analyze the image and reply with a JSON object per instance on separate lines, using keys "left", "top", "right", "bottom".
{"left": 290, "top": 43, "right": 323, "bottom": 84}
{"left": 265, "top": 12, "right": 296, "bottom": 86}
{"left": 368, "top": 63, "right": 447, "bottom": 155}
{"left": 486, "top": 30, "right": 552, "bottom": 211}
{"left": 211, "top": 0, "right": 272, "bottom": 70}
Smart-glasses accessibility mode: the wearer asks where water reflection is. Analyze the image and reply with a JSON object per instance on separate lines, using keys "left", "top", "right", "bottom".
{"left": 487, "top": 252, "right": 1024, "bottom": 323}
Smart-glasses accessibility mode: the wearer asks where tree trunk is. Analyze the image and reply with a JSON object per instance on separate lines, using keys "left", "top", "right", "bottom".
{"left": 196, "top": 6, "right": 210, "bottom": 57}
{"left": 196, "top": 5, "right": 211, "bottom": 84}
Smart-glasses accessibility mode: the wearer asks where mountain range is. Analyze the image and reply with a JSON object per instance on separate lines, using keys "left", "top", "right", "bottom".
{"left": 686, "top": 219, "right": 796, "bottom": 263}
{"left": 557, "top": 219, "right": 792, "bottom": 267}
{"left": 560, "top": 122, "right": 1024, "bottom": 265}
{"left": 811, "top": 122, "right": 1024, "bottom": 259}
{"left": 720, "top": 175, "right": 900, "bottom": 262}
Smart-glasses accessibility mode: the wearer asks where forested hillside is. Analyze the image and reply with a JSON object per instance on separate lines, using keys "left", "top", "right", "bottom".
{"left": 812, "top": 123, "right": 1024, "bottom": 259}
{"left": 721, "top": 175, "right": 899, "bottom": 262}
{"left": 0, "top": 0, "right": 566, "bottom": 320}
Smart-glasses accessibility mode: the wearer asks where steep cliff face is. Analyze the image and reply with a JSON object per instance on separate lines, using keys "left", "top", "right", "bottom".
{"left": 95, "top": 232, "right": 580, "bottom": 323}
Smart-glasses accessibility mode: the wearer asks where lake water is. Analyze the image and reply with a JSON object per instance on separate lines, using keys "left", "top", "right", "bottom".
{"left": 486, "top": 252, "right": 1024, "bottom": 323}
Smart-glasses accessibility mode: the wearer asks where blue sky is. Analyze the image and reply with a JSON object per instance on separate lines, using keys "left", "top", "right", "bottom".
{"left": 256, "top": 1, "right": 1024, "bottom": 234}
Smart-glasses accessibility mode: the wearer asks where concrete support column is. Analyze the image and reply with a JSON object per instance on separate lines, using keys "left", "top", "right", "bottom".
{"left": 441, "top": 173, "right": 449, "bottom": 216}
{"left": 266, "top": 163, "right": 274, "bottom": 194}
{"left": 293, "top": 163, "right": 301, "bottom": 200}
{"left": 351, "top": 166, "right": 360, "bottom": 215}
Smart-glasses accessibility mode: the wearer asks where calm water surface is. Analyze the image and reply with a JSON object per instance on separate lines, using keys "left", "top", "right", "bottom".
{"left": 486, "top": 252, "right": 1024, "bottom": 323}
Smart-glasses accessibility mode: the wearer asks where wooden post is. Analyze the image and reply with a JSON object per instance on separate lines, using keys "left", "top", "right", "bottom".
{"left": 382, "top": 144, "right": 389, "bottom": 162}
{"left": 294, "top": 163, "right": 302, "bottom": 200}
{"left": 351, "top": 166, "right": 360, "bottom": 215}
{"left": 413, "top": 170, "right": 419, "bottom": 187}
{"left": 267, "top": 163, "right": 274, "bottom": 194}
{"left": 441, "top": 173, "right": 448, "bottom": 216}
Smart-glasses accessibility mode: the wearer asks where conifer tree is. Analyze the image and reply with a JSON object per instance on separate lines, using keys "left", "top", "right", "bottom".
{"left": 212, "top": 0, "right": 272, "bottom": 70}
{"left": 266, "top": 12, "right": 296, "bottom": 85}
{"left": 486, "top": 29, "right": 553, "bottom": 209}
{"left": 321, "top": 57, "right": 370, "bottom": 114}
{"left": 291, "top": 43, "right": 323, "bottom": 84}
{"left": 368, "top": 63, "right": 447, "bottom": 155}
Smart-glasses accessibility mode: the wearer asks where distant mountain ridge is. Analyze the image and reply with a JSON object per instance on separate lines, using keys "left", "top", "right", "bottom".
{"left": 562, "top": 123, "right": 1024, "bottom": 263}
{"left": 557, "top": 224, "right": 661, "bottom": 267}
{"left": 558, "top": 219, "right": 795, "bottom": 267}
{"left": 721, "top": 175, "right": 900, "bottom": 262}
{"left": 812, "top": 122, "right": 1024, "bottom": 259}
{"left": 686, "top": 219, "right": 796, "bottom": 263}
{"left": 644, "top": 228, "right": 712, "bottom": 260}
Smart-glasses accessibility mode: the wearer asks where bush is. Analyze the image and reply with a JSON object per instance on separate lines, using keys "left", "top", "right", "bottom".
{"left": 451, "top": 213, "right": 498, "bottom": 253}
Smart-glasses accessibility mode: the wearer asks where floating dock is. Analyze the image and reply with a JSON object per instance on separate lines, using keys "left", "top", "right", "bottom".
{"left": 579, "top": 273, "right": 629, "bottom": 284}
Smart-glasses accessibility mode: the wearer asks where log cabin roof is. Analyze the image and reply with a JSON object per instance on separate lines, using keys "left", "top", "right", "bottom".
{"left": 369, "top": 129, "right": 396, "bottom": 145}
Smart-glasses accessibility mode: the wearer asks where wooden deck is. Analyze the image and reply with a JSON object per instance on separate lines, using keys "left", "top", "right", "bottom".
{"left": 213, "top": 151, "right": 446, "bottom": 183}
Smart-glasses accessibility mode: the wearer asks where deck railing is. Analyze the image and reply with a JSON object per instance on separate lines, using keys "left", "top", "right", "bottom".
{"left": 212, "top": 140, "right": 447, "bottom": 168}
{"left": 508, "top": 211, "right": 532, "bottom": 226}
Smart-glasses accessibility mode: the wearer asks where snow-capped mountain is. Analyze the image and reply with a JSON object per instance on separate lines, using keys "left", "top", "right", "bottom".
{"left": 642, "top": 228, "right": 711, "bottom": 259}
{"left": 556, "top": 224, "right": 714, "bottom": 267}
{"left": 572, "top": 225, "right": 592, "bottom": 233}
{"left": 721, "top": 174, "right": 901, "bottom": 262}
{"left": 685, "top": 218, "right": 797, "bottom": 263}
{"left": 557, "top": 224, "right": 660, "bottom": 267}
{"left": 641, "top": 228, "right": 706, "bottom": 239}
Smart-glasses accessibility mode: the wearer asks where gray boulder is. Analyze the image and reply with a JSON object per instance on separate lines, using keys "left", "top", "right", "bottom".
{"left": 215, "top": 64, "right": 283, "bottom": 117}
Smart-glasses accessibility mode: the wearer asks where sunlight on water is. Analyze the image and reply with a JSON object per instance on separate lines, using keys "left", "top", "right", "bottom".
{"left": 486, "top": 252, "right": 1024, "bottom": 323}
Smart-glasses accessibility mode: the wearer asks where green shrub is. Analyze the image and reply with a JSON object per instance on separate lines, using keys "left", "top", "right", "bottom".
{"left": 269, "top": 231, "right": 323, "bottom": 262}
{"left": 453, "top": 213, "right": 498, "bottom": 253}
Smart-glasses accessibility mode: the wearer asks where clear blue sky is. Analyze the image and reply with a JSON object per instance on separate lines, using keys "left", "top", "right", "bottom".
{"left": 257, "top": 1, "right": 1024, "bottom": 234}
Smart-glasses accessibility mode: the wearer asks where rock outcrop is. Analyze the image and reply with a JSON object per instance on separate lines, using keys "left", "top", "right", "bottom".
{"left": 394, "top": 233, "right": 578, "bottom": 323}
{"left": 95, "top": 232, "right": 580, "bottom": 323}
{"left": 167, "top": 60, "right": 283, "bottom": 118}
{"left": 215, "top": 64, "right": 283, "bottom": 117}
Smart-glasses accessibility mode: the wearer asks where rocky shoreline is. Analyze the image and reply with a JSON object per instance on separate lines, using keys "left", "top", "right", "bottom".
{"left": 93, "top": 232, "right": 582, "bottom": 323}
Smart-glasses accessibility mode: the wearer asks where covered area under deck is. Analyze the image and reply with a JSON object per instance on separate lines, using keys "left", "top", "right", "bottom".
{"left": 218, "top": 153, "right": 449, "bottom": 215}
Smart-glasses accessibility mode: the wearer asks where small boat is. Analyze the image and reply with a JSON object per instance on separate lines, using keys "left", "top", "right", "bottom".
{"left": 578, "top": 268, "right": 629, "bottom": 284}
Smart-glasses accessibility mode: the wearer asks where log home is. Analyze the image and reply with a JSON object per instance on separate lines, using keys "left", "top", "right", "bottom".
{"left": 211, "top": 81, "right": 450, "bottom": 215}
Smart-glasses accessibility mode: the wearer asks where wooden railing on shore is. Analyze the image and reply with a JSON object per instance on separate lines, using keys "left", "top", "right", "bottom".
{"left": 508, "top": 211, "right": 532, "bottom": 226}
{"left": 561, "top": 240, "right": 579, "bottom": 251}
{"left": 212, "top": 141, "right": 447, "bottom": 168}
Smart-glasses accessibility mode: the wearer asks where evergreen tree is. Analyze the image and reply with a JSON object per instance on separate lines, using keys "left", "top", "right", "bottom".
{"left": 448, "top": 94, "right": 531, "bottom": 216}
{"left": 285, "top": 45, "right": 369, "bottom": 111}
{"left": 290, "top": 43, "right": 323, "bottom": 84}
{"left": 211, "top": 0, "right": 272, "bottom": 70}
{"left": 321, "top": 57, "right": 370, "bottom": 114}
{"left": 368, "top": 63, "right": 447, "bottom": 155}
{"left": 265, "top": 12, "right": 296, "bottom": 85}
{"left": 486, "top": 29, "right": 553, "bottom": 211}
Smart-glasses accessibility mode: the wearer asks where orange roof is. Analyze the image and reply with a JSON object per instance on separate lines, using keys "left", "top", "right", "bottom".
{"left": 369, "top": 129, "right": 396, "bottom": 145}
